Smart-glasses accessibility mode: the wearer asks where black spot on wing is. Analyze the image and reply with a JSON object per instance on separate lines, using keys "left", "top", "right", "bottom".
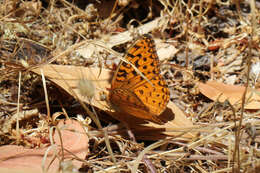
{"left": 127, "top": 53, "right": 135, "bottom": 59}
{"left": 117, "top": 69, "right": 127, "bottom": 78}
{"left": 132, "top": 70, "right": 137, "bottom": 76}
{"left": 139, "top": 90, "right": 144, "bottom": 95}
{"left": 133, "top": 44, "right": 141, "bottom": 50}
{"left": 134, "top": 56, "right": 141, "bottom": 68}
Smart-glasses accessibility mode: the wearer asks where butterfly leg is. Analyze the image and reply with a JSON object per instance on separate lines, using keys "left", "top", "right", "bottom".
{"left": 122, "top": 121, "right": 137, "bottom": 142}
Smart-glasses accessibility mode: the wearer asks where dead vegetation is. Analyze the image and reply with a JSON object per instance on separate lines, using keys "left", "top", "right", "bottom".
{"left": 1, "top": 0, "right": 260, "bottom": 172}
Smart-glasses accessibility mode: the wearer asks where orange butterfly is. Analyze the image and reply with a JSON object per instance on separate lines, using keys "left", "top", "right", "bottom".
{"left": 109, "top": 34, "right": 170, "bottom": 124}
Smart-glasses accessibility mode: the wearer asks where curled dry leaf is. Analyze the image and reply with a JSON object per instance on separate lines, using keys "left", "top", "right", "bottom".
{"left": 199, "top": 81, "right": 260, "bottom": 109}
{"left": 31, "top": 64, "right": 195, "bottom": 139}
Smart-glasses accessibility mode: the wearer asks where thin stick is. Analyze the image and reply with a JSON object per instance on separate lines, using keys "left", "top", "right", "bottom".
{"left": 16, "top": 71, "right": 22, "bottom": 143}
{"left": 233, "top": 0, "right": 256, "bottom": 171}
{"left": 41, "top": 69, "right": 51, "bottom": 122}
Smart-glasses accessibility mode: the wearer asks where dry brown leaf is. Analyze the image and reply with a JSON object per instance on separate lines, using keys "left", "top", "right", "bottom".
{"left": 31, "top": 64, "right": 110, "bottom": 111}
{"left": 0, "top": 119, "right": 88, "bottom": 173}
{"left": 31, "top": 64, "right": 195, "bottom": 139}
{"left": 199, "top": 81, "right": 260, "bottom": 109}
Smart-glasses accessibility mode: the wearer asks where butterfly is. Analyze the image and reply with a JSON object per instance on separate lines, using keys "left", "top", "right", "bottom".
{"left": 109, "top": 34, "right": 170, "bottom": 124}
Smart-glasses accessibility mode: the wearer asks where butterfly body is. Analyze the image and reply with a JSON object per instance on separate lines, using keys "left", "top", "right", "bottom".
{"left": 109, "top": 34, "right": 170, "bottom": 124}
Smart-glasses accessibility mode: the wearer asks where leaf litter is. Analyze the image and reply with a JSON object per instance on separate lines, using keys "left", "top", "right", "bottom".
{"left": 0, "top": 0, "right": 260, "bottom": 172}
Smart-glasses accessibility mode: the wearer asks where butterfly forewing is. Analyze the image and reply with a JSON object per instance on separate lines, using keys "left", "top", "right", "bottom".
{"left": 111, "top": 35, "right": 159, "bottom": 89}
